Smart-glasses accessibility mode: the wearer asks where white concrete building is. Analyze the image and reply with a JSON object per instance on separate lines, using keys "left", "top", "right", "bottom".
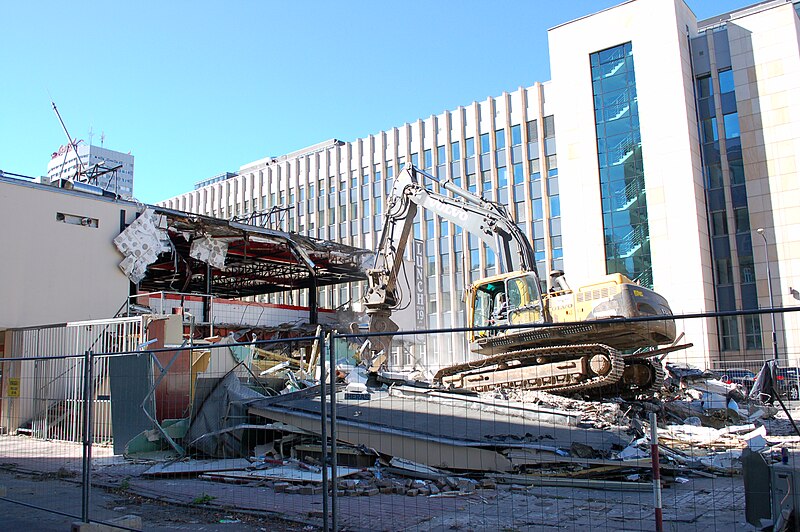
{"left": 160, "top": 0, "right": 800, "bottom": 371}
{"left": 47, "top": 143, "right": 135, "bottom": 197}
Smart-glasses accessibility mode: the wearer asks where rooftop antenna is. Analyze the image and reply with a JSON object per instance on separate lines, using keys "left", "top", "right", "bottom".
{"left": 101, "top": 131, "right": 105, "bottom": 148}
{"left": 88, "top": 126, "right": 94, "bottom": 146}
{"left": 51, "top": 100, "right": 86, "bottom": 178}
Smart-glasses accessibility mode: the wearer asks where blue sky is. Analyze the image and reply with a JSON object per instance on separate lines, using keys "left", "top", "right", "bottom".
{"left": 1, "top": 0, "right": 756, "bottom": 204}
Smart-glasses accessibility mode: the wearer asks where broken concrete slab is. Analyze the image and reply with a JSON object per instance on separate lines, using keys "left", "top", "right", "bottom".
{"left": 489, "top": 472, "right": 652, "bottom": 492}
{"left": 394, "top": 386, "right": 581, "bottom": 426}
{"left": 143, "top": 458, "right": 251, "bottom": 477}
{"left": 202, "top": 465, "right": 361, "bottom": 484}
{"left": 386, "top": 457, "right": 447, "bottom": 480}
{"left": 249, "top": 386, "right": 627, "bottom": 472}
{"left": 504, "top": 449, "right": 652, "bottom": 469}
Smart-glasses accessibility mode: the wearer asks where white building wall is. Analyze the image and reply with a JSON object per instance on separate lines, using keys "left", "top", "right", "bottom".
{"left": 548, "top": 0, "right": 716, "bottom": 366}
{"left": 0, "top": 179, "right": 139, "bottom": 329}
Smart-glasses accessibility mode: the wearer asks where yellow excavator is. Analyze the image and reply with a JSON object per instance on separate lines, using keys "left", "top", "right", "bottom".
{"left": 363, "top": 165, "right": 686, "bottom": 397}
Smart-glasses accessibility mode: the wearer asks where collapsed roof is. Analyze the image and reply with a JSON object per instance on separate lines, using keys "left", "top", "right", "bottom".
{"left": 115, "top": 206, "right": 371, "bottom": 299}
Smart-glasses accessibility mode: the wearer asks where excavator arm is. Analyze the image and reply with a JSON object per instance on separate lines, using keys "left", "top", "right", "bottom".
{"left": 362, "top": 165, "right": 541, "bottom": 365}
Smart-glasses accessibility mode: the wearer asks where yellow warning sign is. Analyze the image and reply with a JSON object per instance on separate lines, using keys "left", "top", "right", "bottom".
{"left": 7, "top": 378, "right": 19, "bottom": 398}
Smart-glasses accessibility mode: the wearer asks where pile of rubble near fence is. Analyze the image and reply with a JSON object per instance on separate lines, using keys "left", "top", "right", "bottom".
{"left": 121, "top": 342, "right": 799, "bottom": 498}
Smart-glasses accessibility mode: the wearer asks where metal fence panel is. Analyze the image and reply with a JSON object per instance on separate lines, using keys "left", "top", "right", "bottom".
{"left": 1, "top": 309, "right": 799, "bottom": 529}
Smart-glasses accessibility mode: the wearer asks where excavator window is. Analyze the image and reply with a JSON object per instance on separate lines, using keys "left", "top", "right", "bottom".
{"left": 473, "top": 284, "right": 505, "bottom": 332}
{"left": 506, "top": 273, "right": 543, "bottom": 324}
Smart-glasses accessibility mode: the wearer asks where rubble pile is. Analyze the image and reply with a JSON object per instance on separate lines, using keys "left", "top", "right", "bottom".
{"left": 484, "top": 388, "right": 630, "bottom": 431}
{"left": 116, "top": 332, "right": 800, "bottom": 503}
{"left": 334, "top": 475, "right": 493, "bottom": 497}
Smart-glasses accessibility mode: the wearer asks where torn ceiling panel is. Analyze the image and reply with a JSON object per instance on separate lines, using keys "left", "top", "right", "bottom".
{"left": 119, "top": 206, "right": 372, "bottom": 298}
{"left": 189, "top": 235, "right": 229, "bottom": 270}
{"left": 114, "top": 208, "right": 173, "bottom": 284}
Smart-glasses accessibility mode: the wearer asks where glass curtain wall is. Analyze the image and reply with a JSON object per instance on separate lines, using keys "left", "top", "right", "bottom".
{"left": 590, "top": 42, "right": 654, "bottom": 288}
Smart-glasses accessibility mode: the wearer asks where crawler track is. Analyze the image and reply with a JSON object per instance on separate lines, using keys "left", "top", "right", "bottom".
{"left": 434, "top": 343, "right": 627, "bottom": 394}
{"left": 586, "top": 357, "right": 666, "bottom": 400}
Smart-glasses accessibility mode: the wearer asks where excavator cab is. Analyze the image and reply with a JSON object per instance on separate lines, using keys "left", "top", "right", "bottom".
{"left": 468, "top": 271, "right": 544, "bottom": 340}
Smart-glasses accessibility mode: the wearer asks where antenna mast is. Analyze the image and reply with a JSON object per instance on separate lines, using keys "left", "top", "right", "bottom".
{"left": 51, "top": 101, "right": 86, "bottom": 178}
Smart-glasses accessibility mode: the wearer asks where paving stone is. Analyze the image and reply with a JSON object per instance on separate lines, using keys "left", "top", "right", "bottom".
{"left": 298, "top": 485, "right": 321, "bottom": 495}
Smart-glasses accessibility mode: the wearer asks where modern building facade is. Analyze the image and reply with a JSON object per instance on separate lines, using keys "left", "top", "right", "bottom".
{"left": 159, "top": 0, "right": 800, "bottom": 371}
{"left": 47, "top": 143, "right": 135, "bottom": 197}
{"left": 194, "top": 172, "right": 238, "bottom": 190}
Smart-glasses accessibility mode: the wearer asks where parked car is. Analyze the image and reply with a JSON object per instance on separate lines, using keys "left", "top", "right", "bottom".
{"left": 776, "top": 367, "right": 800, "bottom": 400}
{"left": 720, "top": 368, "right": 756, "bottom": 393}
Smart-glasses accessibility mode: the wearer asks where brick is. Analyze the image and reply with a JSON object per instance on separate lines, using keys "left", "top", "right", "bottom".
{"left": 298, "top": 485, "right": 322, "bottom": 495}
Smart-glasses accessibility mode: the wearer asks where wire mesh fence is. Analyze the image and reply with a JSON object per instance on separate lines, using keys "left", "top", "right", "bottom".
{"left": 0, "top": 308, "right": 798, "bottom": 530}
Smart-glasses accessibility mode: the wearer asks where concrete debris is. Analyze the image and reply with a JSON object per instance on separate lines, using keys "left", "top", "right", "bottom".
{"left": 143, "top": 458, "right": 250, "bottom": 477}
{"left": 387, "top": 457, "right": 446, "bottom": 480}
{"left": 204, "top": 464, "right": 361, "bottom": 484}
{"left": 482, "top": 388, "right": 624, "bottom": 430}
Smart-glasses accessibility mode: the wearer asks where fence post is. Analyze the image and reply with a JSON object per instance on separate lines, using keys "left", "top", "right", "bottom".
{"left": 319, "top": 331, "right": 329, "bottom": 532}
{"left": 329, "top": 333, "right": 338, "bottom": 532}
{"left": 81, "top": 349, "right": 94, "bottom": 523}
{"left": 650, "top": 412, "right": 663, "bottom": 532}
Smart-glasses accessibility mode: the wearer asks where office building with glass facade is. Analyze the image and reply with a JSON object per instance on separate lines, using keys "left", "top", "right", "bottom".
{"left": 160, "top": 0, "right": 800, "bottom": 370}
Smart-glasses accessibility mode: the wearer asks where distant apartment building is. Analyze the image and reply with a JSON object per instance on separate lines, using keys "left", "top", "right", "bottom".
{"left": 47, "top": 143, "right": 134, "bottom": 197}
{"left": 160, "top": 0, "right": 800, "bottom": 371}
